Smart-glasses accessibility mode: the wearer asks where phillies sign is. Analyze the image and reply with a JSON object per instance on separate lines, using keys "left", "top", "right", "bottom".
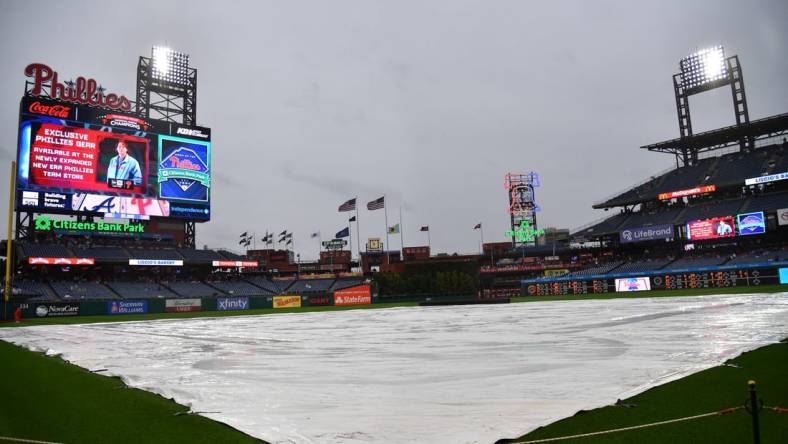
{"left": 25, "top": 63, "right": 132, "bottom": 111}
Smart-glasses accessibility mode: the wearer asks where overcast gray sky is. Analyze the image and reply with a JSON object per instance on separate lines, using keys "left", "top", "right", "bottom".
{"left": 1, "top": 0, "right": 787, "bottom": 259}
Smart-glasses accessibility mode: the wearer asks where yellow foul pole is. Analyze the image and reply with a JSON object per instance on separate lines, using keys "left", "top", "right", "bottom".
{"left": 4, "top": 161, "right": 16, "bottom": 319}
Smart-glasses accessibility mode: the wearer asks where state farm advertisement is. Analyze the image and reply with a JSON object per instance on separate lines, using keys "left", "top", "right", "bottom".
{"left": 334, "top": 285, "right": 372, "bottom": 306}
{"left": 686, "top": 216, "right": 736, "bottom": 240}
{"left": 26, "top": 122, "right": 148, "bottom": 194}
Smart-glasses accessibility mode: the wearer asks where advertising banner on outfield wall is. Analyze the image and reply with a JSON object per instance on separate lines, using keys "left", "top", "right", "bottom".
{"left": 165, "top": 298, "right": 202, "bottom": 313}
{"left": 273, "top": 295, "right": 301, "bottom": 309}
{"left": 778, "top": 208, "right": 788, "bottom": 226}
{"left": 217, "top": 297, "right": 250, "bottom": 311}
{"left": 334, "top": 285, "right": 372, "bottom": 306}
{"left": 34, "top": 303, "right": 80, "bottom": 317}
{"left": 614, "top": 277, "right": 651, "bottom": 292}
{"left": 619, "top": 224, "right": 674, "bottom": 244}
{"left": 28, "top": 257, "right": 95, "bottom": 265}
{"left": 307, "top": 295, "right": 331, "bottom": 306}
{"left": 107, "top": 300, "right": 148, "bottom": 315}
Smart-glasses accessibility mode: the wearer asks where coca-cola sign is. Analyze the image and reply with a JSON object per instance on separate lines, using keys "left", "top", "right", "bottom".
{"left": 25, "top": 63, "right": 132, "bottom": 112}
{"left": 28, "top": 101, "right": 71, "bottom": 118}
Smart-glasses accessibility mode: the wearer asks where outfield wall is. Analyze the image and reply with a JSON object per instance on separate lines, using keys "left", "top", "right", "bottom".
{"left": 4, "top": 285, "right": 377, "bottom": 320}
{"left": 521, "top": 263, "right": 788, "bottom": 296}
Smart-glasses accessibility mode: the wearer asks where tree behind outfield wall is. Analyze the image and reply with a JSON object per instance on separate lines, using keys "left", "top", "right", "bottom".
{"left": 374, "top": 270, "right": 477, "bottom": 295}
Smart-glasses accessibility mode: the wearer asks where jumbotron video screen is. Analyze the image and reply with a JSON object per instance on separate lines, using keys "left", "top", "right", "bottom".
{"left": 15, "top": 96, "right": 211, "bottom": 221}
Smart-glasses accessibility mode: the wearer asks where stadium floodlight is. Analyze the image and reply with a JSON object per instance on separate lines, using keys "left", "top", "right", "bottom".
{"left": 151, "top": 46, "right": 190, "bottom": 86}
{"left": 679, "top": 46, "right": 728, "bottom": 91}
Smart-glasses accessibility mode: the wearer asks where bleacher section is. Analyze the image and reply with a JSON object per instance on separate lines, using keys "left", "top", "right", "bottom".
{"left": 127, "top": 249, "right": 184, "bottom": 260}
{"left": 595, "top": 144, "right": 786, "bottom": 208}
{"left": 617, "top": 208, "right": 682, "bottom": 230}
{"left": 330, "top": 278, "right": 365, "bottom": 291}
{"left": 743, "top": 192, "right": 788, "bottom": 212}
{"left": 218, "top": 250, "right": 246, "bottom": 260}
{"left": 612, "top": 258, "right": 673, "bottom": 274}
{"left": 107, "top": 282, "right": 179, "bottom": 299}
{"left": 676, "top": 198, "right": 745, "bottom": 223}
{"left": 573, "top": 213, "right": 629, "bottom": 238}
{"left": 287, "top": 279, "right": 335, "bottom": 294}
{"left": 246, "top": 277, "right": 293, "bottom": 294}
{"left": 50, "top": 281, "right": 117, "bottom": 300}
{"left": 178, "top": 249, "right": 224, "bottom": 262}
{"left": 18, "top": 243, "right": 73, "bottom": 259}
{"left": 207, "top": 281, "right": 273, "bottom": 296}
{"left": 166, "top": 281, "right": 223, "bottom": 298}
{"left": 6, "top": 280, "right": 55, "bottom": 301}
{"left": 73, "top": 246, "right": 130, "bottom": 261}
{"left": 567, "top": 261, "right": 623, "bottom": 277}
{"left": 665, "top": 256, "right": 727, "bottom": 269}
{"left": 725, "top": 250, "right": 788, "bottom": 266}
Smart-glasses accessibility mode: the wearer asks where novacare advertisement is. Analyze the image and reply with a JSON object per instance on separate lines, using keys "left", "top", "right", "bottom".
{"left": 107, "top": 300, "right": 148, "bottom": 315}
{"left": 334, "top": 285, "right": 372, "bottom": 306}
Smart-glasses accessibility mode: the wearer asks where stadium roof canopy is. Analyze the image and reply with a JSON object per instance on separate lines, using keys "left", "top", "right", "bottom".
{"left": 642, "top": 112, "right": 788, "bottom": 157}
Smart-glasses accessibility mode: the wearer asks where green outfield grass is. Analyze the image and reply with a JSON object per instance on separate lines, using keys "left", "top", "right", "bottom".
{"left": 498, "top": 339, "right": 788, "bottom": 444}
{"left": 0, "top": 340, "right": 265, "bottom": 444}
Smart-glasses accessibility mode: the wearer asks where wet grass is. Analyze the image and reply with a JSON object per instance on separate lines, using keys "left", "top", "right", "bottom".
{"left": 498, "top": 340, "right": 788, "bottom": 444}
{"left": 0, "top": 340, "right": 265, "bottom": 444}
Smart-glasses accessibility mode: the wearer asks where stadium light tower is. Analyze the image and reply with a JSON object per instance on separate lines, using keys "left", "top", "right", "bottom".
{"left": 136, "top": 46, "right": 197, "bottom": 125}
{"left": 136, "top": 46, "right": 199, "bottom": 248}
{"left": 673, "top": 45, "right": 750, "bottom": 165}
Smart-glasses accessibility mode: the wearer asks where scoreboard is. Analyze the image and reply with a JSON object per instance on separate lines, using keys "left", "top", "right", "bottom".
{"left": 651, "top": 269, "right": 775, "bottom": 290}
{"left": 523, "top": 268, "right": 781, "bottom": 296}
{"left": 525, "top": 279, "right": 609, "bottom": 296}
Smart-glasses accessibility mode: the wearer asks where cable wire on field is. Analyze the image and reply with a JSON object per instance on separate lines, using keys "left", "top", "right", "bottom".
{"left": 0, "top": 436, "right": 65, "bottom": 444}
{"left": 512, "top": 406, "right": 742, "bottom": 443}
{"left": 766, "top": 405, "right": 788, "bottom": 413}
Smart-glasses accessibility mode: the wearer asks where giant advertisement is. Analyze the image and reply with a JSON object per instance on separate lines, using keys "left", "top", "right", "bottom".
{"left": 686, "top": 216, "right": 736, "bottom": 240}
{"left": 334, "top": 285, "right": 372, "bottom": 306}
{"left": 16, "top": 96, "right": 211, "bottom": 220}
{"left": 736, "top": 212, "right": 765, "bottom": 236}
{"left": 614, "top": 277, "right": 651, "bottom": 292}
{"left": 619, "top": 224, "right": 674, "bottom": 244}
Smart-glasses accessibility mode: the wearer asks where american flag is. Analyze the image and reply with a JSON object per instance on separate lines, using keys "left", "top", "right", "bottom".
{"left": 367, "top": 196, "right": 385, "bottom": 211}
{"left": 420, "top": 226, "right": 429, "bottom": 231}
{"left": 338, "top": 198, "right": 356, "bottom": 212}
{"left": 473, "top": 223, "right": 482, "bottom": 230}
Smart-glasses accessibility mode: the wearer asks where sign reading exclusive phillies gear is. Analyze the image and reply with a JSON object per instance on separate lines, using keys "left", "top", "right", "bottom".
{"left": 686, "top": 216, "right": 736, "bottom": 240}
{"left": 619, "top": 224, "right": 674, "bottom": 244}
{"left": 334, "top": 285, "right": 372, "bottom": 306}
{"left": 658, "top": 185, "right": 716, "bottom": 200}
{"left": 28, "top": 257, "right": 95, "bottom": 265}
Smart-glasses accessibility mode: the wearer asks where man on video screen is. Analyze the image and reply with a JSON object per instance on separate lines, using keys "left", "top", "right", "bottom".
{"left": 107, "top": 140, "right": 142, "bottom": 186}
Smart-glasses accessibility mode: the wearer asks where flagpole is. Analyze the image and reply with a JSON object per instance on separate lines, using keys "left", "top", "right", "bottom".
{"left": 348, "top": 224, "right": 353, "bottom": 263}
{"left": 383, "top": 194, "right": 389, "bottom": 266}
{"left": 399, "top": 207, "right": 404, "bottom": 251}
{"left": 479, "top": 224, "right": 484, "bottom": 255}
{"left": 253, "top": 231, "right": 256, "bottom": 251}
{"left": 427, "top": 229, "right": 431, "bottom": 251}
{"left": 355, "top": 196, "right": 360, "bottom": 262}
